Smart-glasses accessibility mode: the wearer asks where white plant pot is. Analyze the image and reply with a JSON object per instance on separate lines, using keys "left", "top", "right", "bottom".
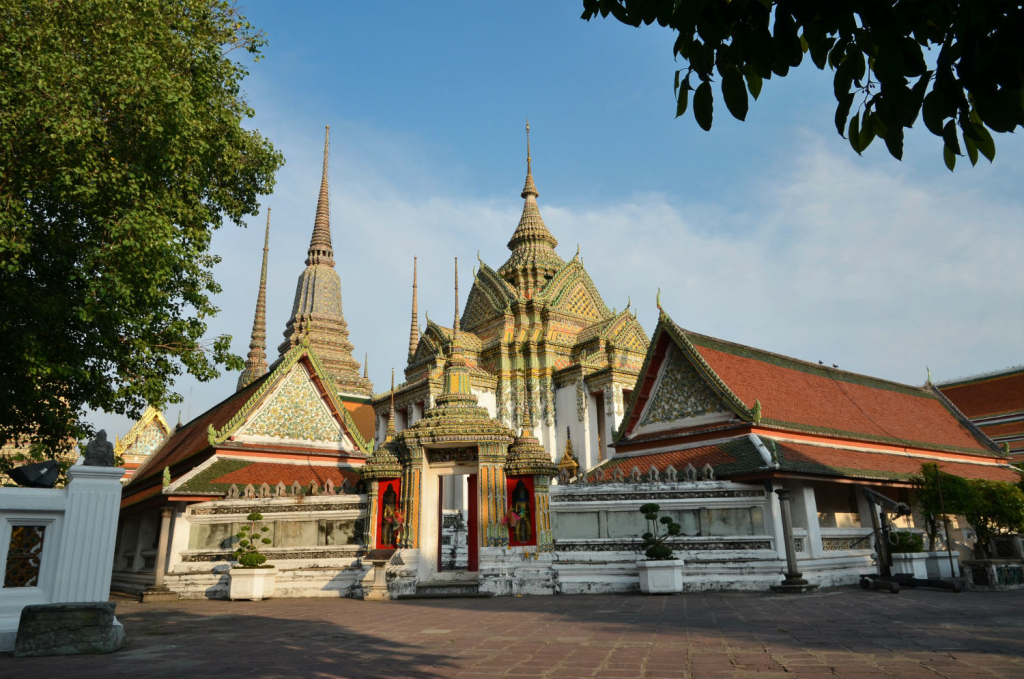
{"left": 637, "top": 559, "right": 684, "bottom": 594}
{"left": 891, "top": 553, "right": 929, "bottom": 579}
{"left": 229, "top": 566, "right": 277, "bottom": 601}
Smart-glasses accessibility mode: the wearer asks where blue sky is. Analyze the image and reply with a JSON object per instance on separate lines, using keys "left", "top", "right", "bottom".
{"left": 90, "top": 2, "right": 1023, "bottom": 435}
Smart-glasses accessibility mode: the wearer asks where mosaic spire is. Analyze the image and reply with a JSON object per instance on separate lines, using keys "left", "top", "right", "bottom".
{"left": 279, "top": 127, "right": 373, "bottom": 398}
{"left": 408, "top": 257, "right": 420, "bottom": 361}
{"left": 498, "top": 120, "right": 564, "bottom": 291}
{"left": 308, "top": 127, "right": 334, "bottom": 266}
{"left": 438, "top": 258, "right": 475, "bottom": 406}
{"left": 237, "top": 208, "right": 272, "bottom": 391}
{"left": 386, "top": 368, "right": 397, "bottom": 439}
{"left": 364, "top": 352, "right": 369, "bottom": 379}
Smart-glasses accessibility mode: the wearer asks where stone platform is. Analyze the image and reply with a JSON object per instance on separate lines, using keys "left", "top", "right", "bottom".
{"left": 13, "top": 602, "right": 124, "bottom": 657}
{"left": 0, "top": 589, "right": 1020, "bottom": 678}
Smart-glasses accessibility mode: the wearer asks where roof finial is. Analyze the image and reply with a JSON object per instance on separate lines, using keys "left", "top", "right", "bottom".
{"left": 386, "top": 368, "right": 396, "bottom": 439}
{"left": 521, "top": 119, "right": 538, "bottom": 199}
{"left": 408, "top": 257, "right": 419, "bottom": 361}
{"left": 453, "top": 257, "right": 460, "bottom": 339}
{"left": 364, "top": 352, "right": 368, "bottom": 379}
{"left": 656, "top": 288, "right": 663, "bottom": 313}
{"left": 237, "top": 208, "right": 272, "bottom": 391}
{"left": 307, "top": 126, "right": 335, "bottom": 266}
{"left": 926, "top": 366, "right": 932, "bottom": 385}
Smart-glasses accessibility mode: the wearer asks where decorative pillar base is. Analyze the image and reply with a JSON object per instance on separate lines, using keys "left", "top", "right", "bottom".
{"left": 362, "top": 550, "right": 395, "bottom": 601}
{"left": 140, "top": 586, "right": 178, "bottom": 603}
{"left": 771, "top": 573, "right": 818, "bottom": 594}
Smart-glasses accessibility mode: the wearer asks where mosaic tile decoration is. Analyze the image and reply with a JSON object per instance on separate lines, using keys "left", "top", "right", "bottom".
{"left": 241, "top": 364, "right": 342, "bottom": 443}
{"left": 4, "top": 525, "right": 45, "bottom": 588}
{"left": 640, "top": 344, "right": 723, "bottom": 427}
{"left": 129, "top": 421, "right": 167, "bottom": 458}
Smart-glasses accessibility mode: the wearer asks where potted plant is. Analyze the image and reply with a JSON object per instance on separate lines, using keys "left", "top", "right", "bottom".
{"left": 889, "top": 530, "right": 929, "bottom": 578}
{"left": 229, "top": 512, "right": 277, "bottom": 601}
{"left": 636, "top": 503, "right": 685, "bottom": 594}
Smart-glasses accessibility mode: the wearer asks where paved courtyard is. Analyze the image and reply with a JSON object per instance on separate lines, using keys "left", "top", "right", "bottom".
{"left": 1, "top": 588, "right": 1021, "bottom": 679}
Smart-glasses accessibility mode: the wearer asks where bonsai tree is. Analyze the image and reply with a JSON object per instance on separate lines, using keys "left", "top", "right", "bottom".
{"left": 639, "top": 503, "right": 681, "bottom": 560}
{"left": 233, "top": 512, "right": 272, "bottom": 568}
{"left": 963, "top": 479, "right": 1024, "bottom": 558}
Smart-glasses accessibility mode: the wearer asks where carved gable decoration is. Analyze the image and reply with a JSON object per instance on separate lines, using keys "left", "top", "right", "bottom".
{"left": 558, "top": 281, "right": 603, "bottom": 320}
{"left": 239, "top": 363, "right": 344, "bottom": 444}
{"left": 608, "top": 316, "right": 650, "bottom": 353}
{"left": 639, "top": 344, "right": 725, "bottom": 428}
{"left": 461, "top": 284, "right": 502, "bottom": 333}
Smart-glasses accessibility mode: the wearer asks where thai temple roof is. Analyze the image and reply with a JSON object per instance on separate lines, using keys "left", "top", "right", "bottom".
{"left": 597, "top": 307, "right": 1022, "bottom": 487}
{"left": 497, "top": 121, "right": 565, "bottom": 292}
{"left": 278, "top": 127, "right": 373, "bottom": 399}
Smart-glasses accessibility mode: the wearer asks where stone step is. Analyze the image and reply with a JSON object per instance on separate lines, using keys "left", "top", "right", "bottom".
{"left": 399, "top": 578, "right": 491, "bottom": 599}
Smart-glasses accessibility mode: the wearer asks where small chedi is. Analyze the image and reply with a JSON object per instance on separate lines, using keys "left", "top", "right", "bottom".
{"left": 107, "top": 126, "right": 1022, "bottom": 602}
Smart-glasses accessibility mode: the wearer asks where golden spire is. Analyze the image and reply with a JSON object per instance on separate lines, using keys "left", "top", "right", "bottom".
{"left": 237, "top": 208, "right": 272, "bottom": 391}
{"left": 408, "top": 256, "right": 419, "bottom": 361}
{"left": 307, "top": 126, "right": 334, "bottom": 266}
{"left": 363, "top": 352, "right": 368, "bottom": 379}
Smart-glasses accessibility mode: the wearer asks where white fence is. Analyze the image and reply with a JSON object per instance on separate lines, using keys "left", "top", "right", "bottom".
{"left": 0, "top": 464, "right": 124, "bottom": 651}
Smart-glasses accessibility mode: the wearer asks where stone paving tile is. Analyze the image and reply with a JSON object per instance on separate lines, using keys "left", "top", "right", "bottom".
{"left": 0, "top": 589, "right": 1021, "bottom": 678}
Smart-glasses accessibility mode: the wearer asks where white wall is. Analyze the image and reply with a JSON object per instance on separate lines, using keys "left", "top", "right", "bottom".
{"left": 0, "top": 464, "right": 124, "bottom": 651}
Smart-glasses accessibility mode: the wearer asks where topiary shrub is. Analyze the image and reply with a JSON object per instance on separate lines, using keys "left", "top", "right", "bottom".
{"left": 233, "top": 511, "right": 272, "bottom": 568}
{"left": 639, "top": 503, "right": 681, "bottom": 560}
{"left": 889, "top": 531, "right": 924, "bottom": 554}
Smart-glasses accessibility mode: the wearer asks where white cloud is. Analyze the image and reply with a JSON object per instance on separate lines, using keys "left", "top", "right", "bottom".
{"left": 88, "top": 131, "right": 1023, "bottom": 436}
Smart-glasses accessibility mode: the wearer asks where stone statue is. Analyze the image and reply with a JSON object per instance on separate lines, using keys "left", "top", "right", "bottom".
{"left": 84, "top": 430, "right": 115, "bottom": 467}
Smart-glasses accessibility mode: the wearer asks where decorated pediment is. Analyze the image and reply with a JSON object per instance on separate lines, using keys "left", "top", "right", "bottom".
{"left": 461, "top": 262, "right": 516, "bottom": 334}
{"left": 543, "top": 261, "right": 610, "bottom": 321}
{"left": 115, "top": 406, "right": 171, "bottom": 461}
{"left": 607, "top": 314, "right": 650, "bottom": 353}
{"left": 237, "top": 362, "right": 349, "bottom": 446}
{"left": 638, "top": 344, "right": 729, "bottom": 430}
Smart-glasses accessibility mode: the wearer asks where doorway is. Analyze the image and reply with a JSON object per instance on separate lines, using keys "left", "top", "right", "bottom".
{"left": 436, "top": 473, "right": 478, "bottom": 572}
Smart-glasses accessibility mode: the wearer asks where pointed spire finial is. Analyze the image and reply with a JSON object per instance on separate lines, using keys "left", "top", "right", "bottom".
{"left": 453, "top": 257, "right": 460, "bottom": 338}
{"left": 307, "top": 126, "right": 334, "bottom": 266}
{"left": 521, "top": 119, "right": 538, "bottom": 199}
{"left": 656, "top": 288, "right": 663, "bottom": 313}
{"left": 237, "top": 208, "right": 272, "bottom": 391}
{"left": 385, "top": 368, "right": 396, "bottom": 439}
{"left": 364, "top": 352, "right": 368, "bottom": 379}
{"left": 408, "top": 257, "right": 420, "bottom": 361}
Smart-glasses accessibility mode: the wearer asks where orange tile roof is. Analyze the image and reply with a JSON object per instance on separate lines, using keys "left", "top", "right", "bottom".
{"left": 939, "top": 369, "right": 1024, "bottom": 419}
{"left": 587, "top": 438, "right": 765, "bottom": 481}
{"left": 344, "top": 401, "right": 375, "bottom": 444}
{"left": 765, "top": 438, "right": 1022, "bottom": 483}
{"left": 211, "top": 461, "right": 360, "bottom": 488}
{"left": 675, "top": 322, "right": 995, "bottom": 455}
{"left": 980, "top": 421, "right": 1024, "bottom": 438}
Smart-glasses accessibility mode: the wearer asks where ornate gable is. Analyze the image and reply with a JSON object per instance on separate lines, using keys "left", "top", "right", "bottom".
{"left": 461, "top": 262, "right": 516, "bottom": 333}
{"left": 208, "top": 340, "right": 370, "bottom": 454}
{"left": 115, "top": 406, "right": 171, "bottom": 463}
{"left": 607, "top": 314, "right": 649, "bottom": 353}
{"left": 238, "top": 362, "right": 345, "bottom": 444}
{"left": 638, "top": 343, "right": 729, "bottom": 429}
{"left": 543, "top": 260, "right": 611, "bottom": 321}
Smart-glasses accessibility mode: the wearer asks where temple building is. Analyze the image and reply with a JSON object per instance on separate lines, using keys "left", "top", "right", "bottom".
{"left": 938, "top": 366, "right": 1024, "bottom": 463}
{"left": 114, "top": 406, "right": 172, "bottom": 481}
{"left": 372, "top": 123, "right": 649, "bottom": 482}
{"left": 109, "top": 127, "right": 1022, "bottom": 601}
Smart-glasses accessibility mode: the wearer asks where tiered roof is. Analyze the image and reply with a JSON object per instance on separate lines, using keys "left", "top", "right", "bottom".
{"left": 600, "top": 308, "right": 1021, "bottom": 487}
{"left": 122, "top": 340, "right": 370, "bottom": 508}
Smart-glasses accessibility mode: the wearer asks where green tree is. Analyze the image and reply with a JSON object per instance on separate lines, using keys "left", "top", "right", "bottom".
{"left": 581, "top": 0, "right": 1023, "bottom": 169}
{"left": 638, "top": 502, "right": 682, "bottom": 560}
{"left": 0, "top": 1, "right": 284, "bottom": 455}
{"left": 964, "top": 479, "right": 1024, "bottom": 557}
{"left": 912, "top": 463, "right": 974, "bottom": 551}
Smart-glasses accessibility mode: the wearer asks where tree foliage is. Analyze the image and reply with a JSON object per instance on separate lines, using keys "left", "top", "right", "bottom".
{"left": 963, "top": 479, "right": 1024, "bottom": 556}
{"left": 233, "top": 511, "right": 272, "bottom": 568}
{"left": 913, "top": 462, "right": 974, "bottom": 550}
{"left": 0, "top": 1, "right": 283, "bottom": 454}
{"left": 581, "top": 0, "right": 1023, "bottom": 169}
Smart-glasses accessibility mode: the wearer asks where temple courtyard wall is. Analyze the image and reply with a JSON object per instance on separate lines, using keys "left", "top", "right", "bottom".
{"left": 110, "top": 476, "right": 908, "bottom": 599}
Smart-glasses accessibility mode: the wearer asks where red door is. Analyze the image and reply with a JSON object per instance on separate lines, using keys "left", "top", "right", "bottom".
{"left": 467, "top": 474, "right": 479, "bottom": 572}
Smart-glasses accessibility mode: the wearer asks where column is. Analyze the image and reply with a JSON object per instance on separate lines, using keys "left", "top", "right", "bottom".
{"left": 771, "top": 488, "right": 817, "bottom": 593}
{"left": 141, "top": 506, "right": 179, "bottom": 602}
{"left": 51, "top": 464, "right": 125, "bottom": 603}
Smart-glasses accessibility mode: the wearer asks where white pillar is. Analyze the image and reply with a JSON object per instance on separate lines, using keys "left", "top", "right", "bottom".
{"left": 795, "top": 483, "right": 824, "bottom": 558}
{"left": 51, "top": 465, "right": 125, "bottom": 603}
